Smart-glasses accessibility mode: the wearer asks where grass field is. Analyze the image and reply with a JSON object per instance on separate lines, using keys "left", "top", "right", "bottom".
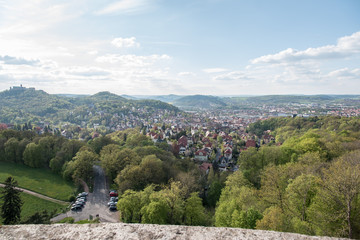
{"left": 20, "top": 192, "right": 67, "bottom": 222}
{"left": 0, "top": 192, "right": 67, "bottom": 224}
{"left": 0, "top": 161, "right": 75, "bottom": 201}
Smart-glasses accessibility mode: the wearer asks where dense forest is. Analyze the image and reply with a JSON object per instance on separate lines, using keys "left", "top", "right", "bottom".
{"left": 1, "top": 116, "right": 360, "bottom": 238}
{"left": 0, "top": 88, "right": 180, "bottom": 127}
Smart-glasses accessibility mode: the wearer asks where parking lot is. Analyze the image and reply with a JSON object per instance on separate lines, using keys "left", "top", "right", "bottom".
{"left": 51, "top": 165, "right": 119, "bottom": 223}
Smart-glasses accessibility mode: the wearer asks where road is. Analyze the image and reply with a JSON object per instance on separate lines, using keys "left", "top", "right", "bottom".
{"left": 0, "top": 184, "right": 68, "bottom": 205}
{"left": 51, "top": 165, "right": 119, "bottom": 223}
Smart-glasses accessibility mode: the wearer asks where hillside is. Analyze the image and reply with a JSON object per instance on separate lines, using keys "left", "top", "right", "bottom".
{"left": 0, "top": 87, "right": 180, "bottom": 127}
{"left": 123, "top": 94, "right": 360, "bottom": 110}
{"left": 0, "top": 223, "right": 344, "bottom": 240}
{"left": 225, "top": 94, "right": 360, "bottom": 106}
{"left": 173, "top": 95, "right": 227, "bottom": 109}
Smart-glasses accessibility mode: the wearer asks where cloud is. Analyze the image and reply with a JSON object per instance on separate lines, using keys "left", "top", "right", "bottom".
{"left": 213, "top": 71, "right": 252, "bottom": 83}
{"left": 252, "top": 31, "right": 360, "bottom": 64}
{"left": 111, "top": 37, "right": 140, "bottom": 48}
{"left": 64, "top": 67, "right": 111, "bottom": 77}
{"left": 95, "top": 0, "right": 150, "bottom": 15}
{"left": 177, "top": 72, "right": 196, "bottom": 77}
{"left": 0, "top": 55, "right": 40, "bottom": 66}
{"left": 203, "top": 68, "right": 228, "bottom": 73}
{"left": 96, "top": 54, "right": 171, "bottom": 67}
{"left": 328, "top": 68, "right": 360, "bottom": 78}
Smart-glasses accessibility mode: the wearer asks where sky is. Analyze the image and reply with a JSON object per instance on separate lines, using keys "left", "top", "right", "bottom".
{"left": 0, "top": 0, "right": 359, "bottom": 96}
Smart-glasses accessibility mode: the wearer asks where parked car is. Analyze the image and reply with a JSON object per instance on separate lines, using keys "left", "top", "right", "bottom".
{"left": 109, "top": 190, "right": 118, "bottom": 197}
{"left": 77, "top": 196, "right": 86, "bottom": 201}
{"left": 107, "top": 201, "right": 116, "bottom": 206}
{"left": 71, "top": 205, "right": 82, "bottom": 211}
{"left": 109, "top": 204, "right": 117, "bottom": 211}
{"left": 77, "top": 192, "right": 88, "bottom": 198}
{"left": 71, "top": 204, "right": 83, "bottom": 211}
{"left": 110, "top": 197, "right": 118, "bottom": 202}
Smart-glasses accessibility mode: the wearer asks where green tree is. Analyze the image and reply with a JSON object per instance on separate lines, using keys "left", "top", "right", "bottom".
{"left": 23, "top": 142, "right": 43, "bottom": 167}
{"left": 125, "top": 134, "right": 153, "bottom": 148}
{"left": 117, "top": 190, "right": 142, "bottom": 223}
{"left": 1, "top": 176, "right": 23, "bottom": 225}
{"left": 101, "top": 146, "right": 141, "bottom": 181}
{"left": 72, "top": 150, "right": 98, "bottom": 184}
{"left": 308, "top": 151, "right": 360, "bottom": 238}
{"left": 141, "top": 200, "right": 169, "bottom": 224}
{"left": 286, "top": 174, "right": 319, "bottom": 222}
{"left": 116, "top": 155, "right": 165, "bottom": 192}
{"left": 185, "top": 192, "right": 206, "bottom": 226}
{"left": 4, "top": 138, "right": 19, "bottom": 163}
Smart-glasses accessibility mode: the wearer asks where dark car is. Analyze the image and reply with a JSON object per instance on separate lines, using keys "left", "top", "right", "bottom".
{"left": 109, "top": 204, "right": 117, "bottom": 211}
{"left": 71, "top": 205, "right": 82, "bottom": 211}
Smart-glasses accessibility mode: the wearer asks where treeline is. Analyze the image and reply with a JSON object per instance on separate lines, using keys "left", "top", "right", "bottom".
{"left": 0, "top": 129, "right": 89, "bottom": 188}
{"left": 0, "top": 88, "right": 180, "bottom": 126}
{"left": 216, "top": 116, "right": 360, "bottom": 238}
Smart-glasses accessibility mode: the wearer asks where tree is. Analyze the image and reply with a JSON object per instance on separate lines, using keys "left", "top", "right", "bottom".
{"left": 308, "top": 150, "right": 360, "bottom": 238}
{"left": 4, "top": 138, "right": 19, "bottom": 163}
{"left": 185, "top": 192, "right": 206, "bottom": 226}
{"left": 23, "top": 142, "right": 43, "bottom": 167}
{"left": 101, "top": 146, "right": 141, "bottom": 181}
{"left": 72, "top": 150, "right": 98, "bottom": 185}
{"left": 1, "top": 176, "right": 23, "bottom": 224}
{"left": 115, "top": 155, "right": 165, "bottom": 192}
{"left": 117, "top": 190, "right": 143, "bottom": 223}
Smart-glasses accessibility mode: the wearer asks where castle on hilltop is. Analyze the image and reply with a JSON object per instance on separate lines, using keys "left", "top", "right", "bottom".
{"left": 9, "top": 84, "right": 35, "bottom": 91}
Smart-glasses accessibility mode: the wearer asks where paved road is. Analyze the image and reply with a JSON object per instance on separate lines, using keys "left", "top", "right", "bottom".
{"left": 0, "top": 184, "right": 68, "bottom": 205}
{"left": 51, "top": 165, "right": 119, "bottom": 223}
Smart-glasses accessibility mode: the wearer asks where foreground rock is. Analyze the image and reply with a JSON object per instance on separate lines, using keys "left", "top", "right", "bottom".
{"left": 0, "top": 223, "right": 345, "bottom": 240}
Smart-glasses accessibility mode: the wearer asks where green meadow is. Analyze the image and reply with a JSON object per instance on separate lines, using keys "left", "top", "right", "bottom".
{"left": 0, "top": 161, "right": 75, "bottom": 201}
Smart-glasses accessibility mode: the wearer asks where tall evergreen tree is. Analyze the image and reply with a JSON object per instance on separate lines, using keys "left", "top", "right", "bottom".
{"left": 1, "top": 176, "right": 23, "bottom": 224}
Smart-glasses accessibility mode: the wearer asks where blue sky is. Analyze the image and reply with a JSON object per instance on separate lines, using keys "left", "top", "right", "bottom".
{"left": 0, "top": 0, "right": 359, "bottom": 95}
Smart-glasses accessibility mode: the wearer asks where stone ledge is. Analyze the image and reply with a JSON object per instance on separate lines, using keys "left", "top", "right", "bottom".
{"left": 0, "top": 223, "right": 346, "bottom": 240}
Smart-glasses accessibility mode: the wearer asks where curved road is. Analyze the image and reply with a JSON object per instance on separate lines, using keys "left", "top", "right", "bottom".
{"left": 51, "top": 165, "right": 119, "bottom": 223}
{"left": 0, "top": 183, "right": 68, "bottom": 205}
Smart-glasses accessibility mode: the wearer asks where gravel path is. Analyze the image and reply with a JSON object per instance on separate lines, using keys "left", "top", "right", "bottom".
{"left": 51, "top": 165, "right": 119, "bottom": 223}
{"left": 0, "top": 184, "right": 68, "bottom": 205}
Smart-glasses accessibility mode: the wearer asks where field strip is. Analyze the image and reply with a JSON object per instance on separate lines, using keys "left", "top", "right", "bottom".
{"left": 0, "top": 183, "right": 68, "bottom": 205}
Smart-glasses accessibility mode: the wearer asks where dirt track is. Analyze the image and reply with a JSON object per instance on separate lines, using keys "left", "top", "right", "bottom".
{"left": 0, "top": 184, "right": 68, "bottom": 205}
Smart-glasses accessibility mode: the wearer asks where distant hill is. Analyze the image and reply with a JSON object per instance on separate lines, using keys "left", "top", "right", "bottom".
{"left": 225, "top": 94, "right": 360, "bottom": 106}
{"left": 130, "top": 94, "right": 183, "bottom": 103}
{"left": 0, "top": 87, "right": 74, "bottom": 123}
{"left": 0, "top": 88, "right": 180, "bottom": 126}
{"left": 173, "top": 95, "right": 227, "bottom": 109}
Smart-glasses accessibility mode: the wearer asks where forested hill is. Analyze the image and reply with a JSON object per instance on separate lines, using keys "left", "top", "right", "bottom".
{"left": 126, "top": 94, "right": 360, "bottom": 110}
{"left": 172, "top": 95, "right": 227, "bottom": 109}
{"left": 0, "top": 88, "right": 180, "bottom": 127}
{"left": 225, "top": 94, "right": 360, "bottom": 106}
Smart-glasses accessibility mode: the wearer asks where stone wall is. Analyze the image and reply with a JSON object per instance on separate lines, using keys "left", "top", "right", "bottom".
{"left": 0, "top": 223, "right": 346, "bottom": 240}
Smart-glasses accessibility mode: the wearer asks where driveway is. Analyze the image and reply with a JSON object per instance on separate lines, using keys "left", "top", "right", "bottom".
{"left": 51, "top": 165, "right": 119, "bottom": 223}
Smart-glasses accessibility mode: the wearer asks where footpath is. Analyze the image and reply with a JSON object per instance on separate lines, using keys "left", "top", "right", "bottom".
{"left": 0, "top": 183, "right": 68, "bottom": 205}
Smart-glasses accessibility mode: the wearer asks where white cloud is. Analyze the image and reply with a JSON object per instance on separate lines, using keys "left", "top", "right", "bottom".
{"left": 252, "top": 31, "right": 360, "bottom": 64}
{"left": 0, "top": 1, "right": 80, "bottom": 35}
{"left": 0, "top": 55, "right": 40, "bottom": 66}
{"left": 213, "top": 71, "right": 253, "bottom": 84}
{"left": 328, "top": 68, "right": 360, "bottom": 78}
{"left": 64, "top": 67, "right": 111, "bottom": 77}
{"left": 96, "top": 54, "right": 171, "bottom": 67}
{"left": 177, "top": 72, "right": 196, "bottom": 77}
{"left": 111, "top": 37, "right": 140, "bottom": 48}
{"left": 95, "top": 0, "right": 150, "bottom": 15}
{"left": 203, "top": 68, "right": 228, "bottom": 73}
{"left": 87, "top": 50, "right": 99, "bottom": 55}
